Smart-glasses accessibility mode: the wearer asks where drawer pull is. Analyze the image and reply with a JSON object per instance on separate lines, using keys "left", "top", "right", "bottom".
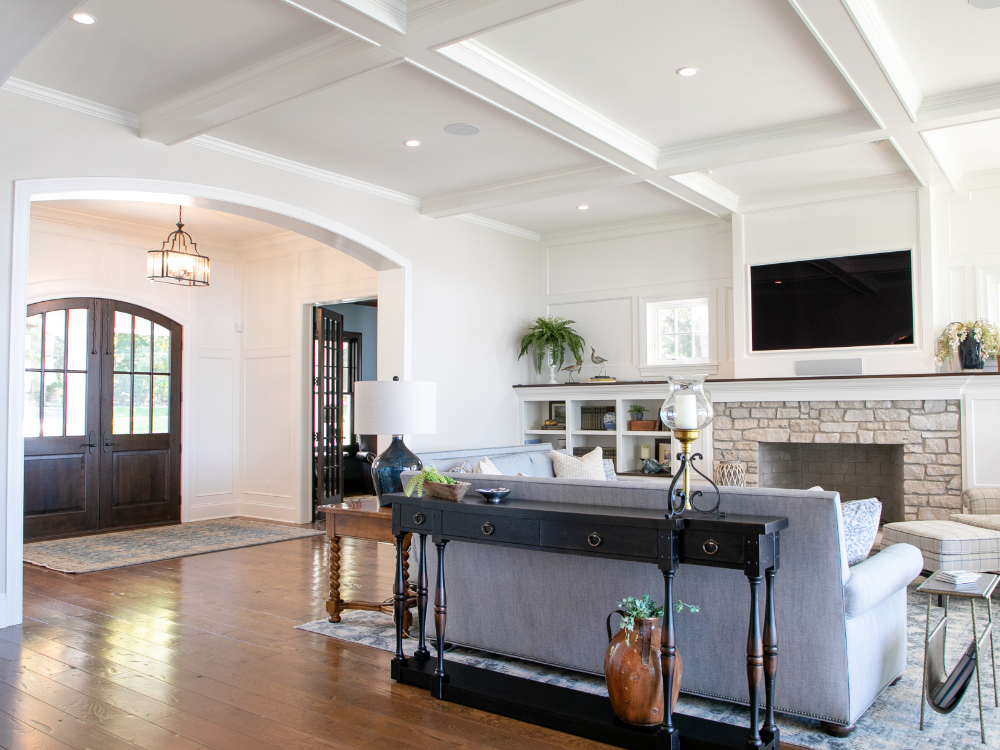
{"left": 702, "top": 539, "right": 719, "bottom": 555}
{"left": 412, "top": 512, "right": 426, "bottom": 525}
{"left": 481, "top": 522, "right": 495, "bottom": 536}
{"left": 587, "top": 532, "right": 602, "bottom": 547}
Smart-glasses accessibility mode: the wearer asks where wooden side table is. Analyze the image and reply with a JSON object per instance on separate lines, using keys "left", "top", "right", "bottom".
{"left": 318, "top": 498, "right": 414, "bottom": 633}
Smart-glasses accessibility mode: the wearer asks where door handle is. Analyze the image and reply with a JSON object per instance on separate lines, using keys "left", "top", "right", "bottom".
{"left": 80, "top": 432, "right": 97, "bottom": 454}
{"left": 103, "top": 430, "right": 119, "bottom": 453}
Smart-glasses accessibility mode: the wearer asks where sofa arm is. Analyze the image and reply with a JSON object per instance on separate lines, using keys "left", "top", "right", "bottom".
{"left": 844, "top": 543, "right": 923, "bottom": 619}
{"left": 963, "top": 487, "right": 1000, "bottom": 515}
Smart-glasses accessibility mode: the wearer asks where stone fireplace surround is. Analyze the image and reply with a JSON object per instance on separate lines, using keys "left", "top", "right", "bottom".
{"left": 712, "top": 400, "right": 961, "bottom": 522}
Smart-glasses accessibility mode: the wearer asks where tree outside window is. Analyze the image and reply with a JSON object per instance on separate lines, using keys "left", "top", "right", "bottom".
{"left": 647, "top": 298, "right": 710, "bottom": 366}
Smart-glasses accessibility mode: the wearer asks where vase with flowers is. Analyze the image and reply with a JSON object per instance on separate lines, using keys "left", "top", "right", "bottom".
{"left": 935, "top": 321, "right": 1000, "bottom": 371}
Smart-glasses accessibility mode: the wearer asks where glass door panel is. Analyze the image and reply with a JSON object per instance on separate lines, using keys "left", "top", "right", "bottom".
{"left": 112, "top": 314, "right": 170, "bottom": 435}
{"left": 26, "top": 307, "right": 89, "bottom": 438}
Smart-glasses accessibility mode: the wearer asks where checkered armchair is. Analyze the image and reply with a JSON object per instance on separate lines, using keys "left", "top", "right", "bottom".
{"left": 962, "top": 487, "right": 1000, "bottom": 515}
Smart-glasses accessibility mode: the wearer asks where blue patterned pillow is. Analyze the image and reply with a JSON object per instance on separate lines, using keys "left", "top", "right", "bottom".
{"left": 841, "top": 498, "right": 882, "bottom": 566}
{"left": 603, "top": 459, "right": 618, "bottom": 482}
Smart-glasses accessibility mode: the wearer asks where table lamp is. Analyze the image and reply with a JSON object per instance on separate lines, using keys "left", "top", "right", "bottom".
{"left": 355, "top": 377, "right": 437, "bottom": 506}
{"left": 659, "top": 375, "right": 719, "bottom": 515}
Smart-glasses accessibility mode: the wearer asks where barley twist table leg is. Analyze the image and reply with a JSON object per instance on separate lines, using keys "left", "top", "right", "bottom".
{"left": 326, "top": 536, "right": 343, "bottom": 623}
{"left": 400, "top": 533, "right": 412, "bottom": 636}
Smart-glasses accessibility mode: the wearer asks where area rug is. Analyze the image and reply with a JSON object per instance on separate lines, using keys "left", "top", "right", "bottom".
{"left": 24, "top": 519, "right": 324, "bottom": 573}
{"left": 298, "top": 588, "right": 1000, "bottom": 749}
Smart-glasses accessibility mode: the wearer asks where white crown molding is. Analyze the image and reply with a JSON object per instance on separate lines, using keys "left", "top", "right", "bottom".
{"left": 324, "top": 0, "right": 406, "bottom": 32}
{"left": 841, "top": 0, "right": 923, "bottom": 122}
{"left": 453, "top": 213, "right": 540, "bottom": 241}
{"left": 957, "top": 167, "right": 1000, "bottom": 192}
{"left": 407, "top": 0, "right": 466, "bottom": 22}
{"left": 656, "top": 111, "right": 884, "bottom": 173}
{"left": 541, "top": 211, "right": 716, "bottom": 247}
{"left": 438, "top": 39, "right": 660, "bottom": 168}
{"left": 918, "top": 82, "right": 1000, "bottom": 129}
{"left": 668, "top": 173, "right": 739, "bottom": 213}
{"left": 919, "top": 130, "right": 962, "bottom": 191}
{"left": 421, "top": 163, "right": 637, "bottom": 218}
{"left": 190, "top": 135, "right": 421, "bottom": 207}
{"left": 1, "top": 78, "right": 138, "bottom": 128}
{"left": 738, "top": 172, "right": 919, "bottom": 213}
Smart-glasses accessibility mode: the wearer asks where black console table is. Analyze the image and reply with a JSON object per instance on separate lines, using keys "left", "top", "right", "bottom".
{"left": 387, "top": 493, "right": 788, "bottom": 750}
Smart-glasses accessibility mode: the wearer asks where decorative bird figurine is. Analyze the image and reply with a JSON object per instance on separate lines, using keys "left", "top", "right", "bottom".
{"left": 562, "top": 360, "right": 583, "bottom": 382}
{"left": 590, "top": 347, "right": 609, "bottom": 378}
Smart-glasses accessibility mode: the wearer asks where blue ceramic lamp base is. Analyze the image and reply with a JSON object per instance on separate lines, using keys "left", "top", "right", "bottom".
{"left": 373, "top": 435, "right": 422, "bottom": 506}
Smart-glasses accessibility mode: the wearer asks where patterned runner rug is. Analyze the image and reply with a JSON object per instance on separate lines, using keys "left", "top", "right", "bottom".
{"left": 25, "top": 519, "right": 323, "bottom": 573}
{"left": 299, "top": 589, "right": 1000, "bottom": 749}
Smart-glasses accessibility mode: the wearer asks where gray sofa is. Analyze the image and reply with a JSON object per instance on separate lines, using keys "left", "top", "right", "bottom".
{"left": 406, "top": 445, "right": 924, "bottom": 730}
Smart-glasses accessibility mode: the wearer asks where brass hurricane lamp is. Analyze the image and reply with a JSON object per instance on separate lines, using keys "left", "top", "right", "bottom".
{"left": 659, "top": 375, "right": 722, "bottom": 516}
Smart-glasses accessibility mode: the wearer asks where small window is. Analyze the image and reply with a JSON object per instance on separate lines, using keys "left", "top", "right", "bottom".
{"left": 646, "top": 298, "right": 710, "bottom": 366}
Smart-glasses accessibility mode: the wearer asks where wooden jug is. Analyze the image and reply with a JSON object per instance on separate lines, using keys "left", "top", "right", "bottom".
{"left": 604, "top": 610, "right": 682, "bottom": 726}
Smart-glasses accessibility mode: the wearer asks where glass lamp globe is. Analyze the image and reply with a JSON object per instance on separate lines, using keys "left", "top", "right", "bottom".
{"left": 659, "top": 375, "right": 714, "bottom": 432}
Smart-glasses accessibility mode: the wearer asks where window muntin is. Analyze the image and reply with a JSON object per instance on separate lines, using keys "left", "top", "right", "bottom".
{"left": 24, "top": 308, "right": 89, "bottom": 438}
{"left": 112, "top": 312, "right": 170, "bottom": 435}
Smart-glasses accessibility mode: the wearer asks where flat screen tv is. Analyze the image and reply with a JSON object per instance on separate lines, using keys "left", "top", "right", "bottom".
{"left": 750, "top": 250, "right": 913, "bottom": 352}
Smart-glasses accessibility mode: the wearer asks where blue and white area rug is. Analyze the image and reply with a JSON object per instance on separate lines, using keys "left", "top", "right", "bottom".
{"left": 299, "top": 590, "right": 1000, "bottom": 749}
{"left": 25, "top": 519, "right": 323, "bottom": 573}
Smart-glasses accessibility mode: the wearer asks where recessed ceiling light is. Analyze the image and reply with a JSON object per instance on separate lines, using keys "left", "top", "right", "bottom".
{"left": 703, "top": 170, "right": 714, "bottom": 175}
{"left": 72, "top": 12, "right": 96, "bottom": 24}
{"left": 577, "top": 205, "right": 589, "bottom": 211}
{"left": 444, "top": 123, "right": 480, "bottom": 136}
{"left": 775, "top": 280, "right": 783, "bottom": 284}
{"left": 403, "top": 140, "right": 421, "bottom": 147}
{"left": 676, "top": 67, "right": 699, "bottom": 77}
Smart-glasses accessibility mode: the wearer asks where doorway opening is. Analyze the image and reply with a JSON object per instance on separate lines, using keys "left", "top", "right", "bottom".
{"left": 24, "top": 298, "right": 182, "bottom": 541}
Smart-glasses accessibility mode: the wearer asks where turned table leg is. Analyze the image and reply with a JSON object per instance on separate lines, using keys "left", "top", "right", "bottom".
{"left": 763, "top": 568, "right": 778, "bottom": 740}
{"left": 434, "top": 539, "right": 449, "bottom": 688}
{"left": 400, "top": 533, "right": 412, "bottom": 637}
{"left": 746, "top": 574, "right": 764, "bottom": 749}
{"left": 393, "top": 532, "right": 406, "bottom": 664}
{"left": 659, "top": 567, "right": 680, "bottom": 748}
{"left": 415, "top": 533, "right": 430, "bottom": 659}
{"left": 326, "top": 535, "right": 343, "bottom": 623}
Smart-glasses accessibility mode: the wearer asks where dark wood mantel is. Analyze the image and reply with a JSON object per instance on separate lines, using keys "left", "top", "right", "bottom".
{"left": 513, "top": 371, "right": 1000, "bottom": 389}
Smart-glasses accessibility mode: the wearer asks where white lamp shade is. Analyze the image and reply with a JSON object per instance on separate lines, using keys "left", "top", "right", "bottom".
{"left": 354, "top": 380, "right": 437, "bottom": 435}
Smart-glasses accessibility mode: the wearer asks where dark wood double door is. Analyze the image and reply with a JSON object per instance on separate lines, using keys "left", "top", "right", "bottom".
{"left": 24, "top": 298, "right": 182, "bottom": 541}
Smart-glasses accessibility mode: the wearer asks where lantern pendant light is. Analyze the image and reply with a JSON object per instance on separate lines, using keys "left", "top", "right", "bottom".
{"left": 147, "top": 206, "right": 210, "bottom": 286}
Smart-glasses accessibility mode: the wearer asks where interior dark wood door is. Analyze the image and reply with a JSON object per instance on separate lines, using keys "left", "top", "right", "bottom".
{"left": 99, "top": 301, "right": 182, "bottom": 530}
{"left": 23, "top": 298, "right": 182, "bottom": 541}
{"left": 313, "top": 307, "right": 344, "bottom": 516}
{"left": 23, "top": 299, "right": 102, "bottom": 540}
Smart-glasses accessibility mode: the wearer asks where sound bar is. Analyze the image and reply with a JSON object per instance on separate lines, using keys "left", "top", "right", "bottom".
{"left": 794, "top": 358, "right": 864, "bottom": 377}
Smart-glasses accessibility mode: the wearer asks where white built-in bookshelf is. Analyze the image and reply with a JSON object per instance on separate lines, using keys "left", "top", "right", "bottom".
{"left": 515, "top": 383, "right": 712, "bottom": 479}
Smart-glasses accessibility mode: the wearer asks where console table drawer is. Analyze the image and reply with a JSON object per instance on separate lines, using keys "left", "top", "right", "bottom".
{"left": 680, "top": 529, "right": 744, "bottom": 565}
{"left": 441, "top": 512, "right": 538, "bottom": 544}
{"left": 540, "top": 520, "right": 657, "bottom": 558}
{"left": 398, "top": 503, "right": 429, "bottom": 533}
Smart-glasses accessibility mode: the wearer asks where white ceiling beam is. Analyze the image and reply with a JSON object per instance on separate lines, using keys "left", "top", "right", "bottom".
{"left": 657, "top": 111, "right": 885, "bottom": 174}
{"left": 421, "top": 164, "right": 640, "bottom": 218}
{"left": 139, "top": 32, "right": 401, "bottom": 145}
{"left": 666, "top": 173, "right": 739, "bottom": 214}
{"left": 787, "top": 0, "right": 948, "bottom": 188}
{"left": 917, "top": 83, "right": 1000, "bottom": 130}
{"left": 0, "top": 0, "right": 85, "bottom": 87}
{"left": 839, "top": 0, "right": 922, "bottom": 122}
{"left": 918, "top": 130, "right": 962, "bottom": 191}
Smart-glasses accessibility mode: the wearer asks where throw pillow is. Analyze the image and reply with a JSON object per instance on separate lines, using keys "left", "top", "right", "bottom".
{"left": 550, "top": 447, "right": 606, "bottom": 481}
{"left": 841, "top": 498, "right": 882, "bottom": 566}
{"left": 603, "top": 459, "right": 618, "bottom": 482}
{"left": 473, "top": 456, "right": 502, "bottom": 475}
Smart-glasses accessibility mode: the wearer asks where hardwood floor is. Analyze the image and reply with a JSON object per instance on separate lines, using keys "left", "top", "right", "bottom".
{"left": 4, "top": 528, "right": 812, "bottom": 750}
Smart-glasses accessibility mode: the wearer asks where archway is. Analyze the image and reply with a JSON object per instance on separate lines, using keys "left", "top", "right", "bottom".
{"left": 5, "top": 176, "right": 412, "bottom": 626}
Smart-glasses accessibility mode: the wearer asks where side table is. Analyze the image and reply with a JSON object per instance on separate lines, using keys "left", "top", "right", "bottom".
{"left": 916, "top": 572, "right": 999, "bottom": 744}
{"left": 318, "top": 498, "right": 415, "bottom": 633}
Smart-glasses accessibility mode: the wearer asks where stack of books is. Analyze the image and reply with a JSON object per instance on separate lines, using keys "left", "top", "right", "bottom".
{"left": 575, "top": 446, "right": 617, "bottom": 462}
{"left": 580, "top": 406, "right": 616, "bottom": 430}
{"left": 937, "top": 570, "right": 981, "bottom": 587}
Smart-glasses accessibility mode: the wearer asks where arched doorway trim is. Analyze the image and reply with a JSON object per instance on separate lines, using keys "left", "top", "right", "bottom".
{"left": 6, "top": 176, "right": 413, "bottom": 626}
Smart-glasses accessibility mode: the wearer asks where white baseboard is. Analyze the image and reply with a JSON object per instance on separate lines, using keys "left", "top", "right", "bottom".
{"left": 237, "top": 501, "right": 301, "bottom": 524}
{"left": 0, "top": 594, "right": 16, "bottom": 629}
{"left": 183, "top": 502, "right": 240, "bottom": 522}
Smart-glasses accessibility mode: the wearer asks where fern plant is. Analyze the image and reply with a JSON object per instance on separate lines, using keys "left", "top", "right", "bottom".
{"left": 517, "top": 316, "right": 586, "bottom": 374}
{"left": 404, "top": 466, "right": 456, "bottom": 497}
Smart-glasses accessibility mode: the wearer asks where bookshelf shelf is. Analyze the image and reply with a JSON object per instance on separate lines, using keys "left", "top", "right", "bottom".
{"left": 572, "top": 430, "right": 616, "bottom": 436}
{"left": 524, "top": 429, "right": 565, "bottom": 435}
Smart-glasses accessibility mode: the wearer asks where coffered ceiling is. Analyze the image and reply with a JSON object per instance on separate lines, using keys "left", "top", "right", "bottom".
{"left": 5, "top": 0, "right": 1000, "bottom": 239}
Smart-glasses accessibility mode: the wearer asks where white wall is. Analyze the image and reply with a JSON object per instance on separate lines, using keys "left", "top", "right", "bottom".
{"left": 541, "top": 217, "right": 735, "bottom": 382}
{"left": 0, "top": 91, "right": 542, "bottom": 622}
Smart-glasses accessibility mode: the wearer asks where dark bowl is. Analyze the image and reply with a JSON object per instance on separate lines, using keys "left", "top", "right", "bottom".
{"left": 475, "top": 488, "right": 511, "bottom": 504}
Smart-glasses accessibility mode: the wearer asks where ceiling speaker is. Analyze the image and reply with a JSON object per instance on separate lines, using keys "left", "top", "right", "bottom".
{"left": 970, "top": 0, "right": 1000, "bottom": 8}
